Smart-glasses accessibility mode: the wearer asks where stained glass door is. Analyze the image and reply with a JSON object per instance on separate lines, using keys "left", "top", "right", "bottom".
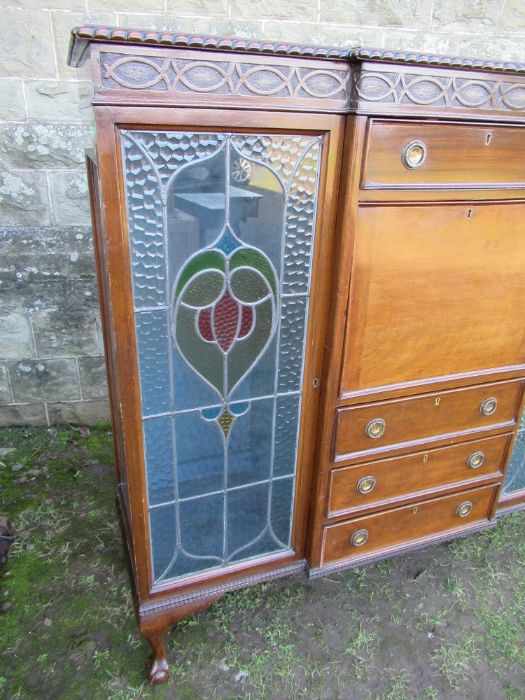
{"left": 121, "top": 129, "right": 322, "bottom": 585}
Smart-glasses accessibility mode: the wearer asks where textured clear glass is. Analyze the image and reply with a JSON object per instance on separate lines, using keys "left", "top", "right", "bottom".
{"left": 502, "top": 431, "right": 525, "bottom": 495}
{"left": 121, "top": 130, "right": 322, "bottom": 584}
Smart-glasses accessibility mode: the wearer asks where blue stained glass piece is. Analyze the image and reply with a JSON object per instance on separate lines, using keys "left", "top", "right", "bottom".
{"left": 172, "top": 349, "right": 220, "bottom": 411}
{"left": 230, "top": 401, "right": 249, "bottom": 416}
{"left": 201, "top": 406, "right": 222, "bottom": 420}
{"left": 135, "top": 310, "right": 170, "bottom": 416}
{"left": 271, "top": 477, "right": 294, "bottom": 546}
{"left": 230, "top": 334, "right": 277, "bottom": 401}
{"left": 502, "top": 431, "right": 525, "bottom": 495}
{"left": 162, "top": 493, "right": 224, "bottom": 580}
{"left": 278, "top": 296, "right": 307, "bottom": 393}
{"left": 175, "top": 410, "right": 224, "bottom": 499}
{"left": 150, "top": 504, "right": 176, "bottom": 580}
{"left": 143, "top": 416, "right": 174, "bottom": 505}
{"left": 228, "top": 398, "right": 273, "bottom": 488}
{"left": 216, "top": 227, "right": 241, "bottom": 254}
{"left": 274, "top": 394, "right": 301, "bottom": 477}
{"left": 226, "top": 482, "right": 268, "bottom": 560}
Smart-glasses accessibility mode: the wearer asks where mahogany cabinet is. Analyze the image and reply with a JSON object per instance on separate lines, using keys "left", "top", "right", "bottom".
{"left": 68, "top": 26, "right": 525, "bottom": 681}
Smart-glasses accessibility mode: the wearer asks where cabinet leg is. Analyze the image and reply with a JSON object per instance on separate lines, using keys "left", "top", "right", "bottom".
{"left": 139, "top": 595, "right": 221, "bottom": 684}
{"left": 147, "top": 633, "right": 170, "bottom": 684}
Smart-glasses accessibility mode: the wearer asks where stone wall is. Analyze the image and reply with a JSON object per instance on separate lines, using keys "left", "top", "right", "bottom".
{"left": 2, "top": 1, "right": 525, "bottom": 426}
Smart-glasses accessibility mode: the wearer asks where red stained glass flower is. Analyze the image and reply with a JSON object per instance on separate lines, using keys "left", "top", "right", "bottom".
{"left": 197, "top": 290, "right": 254, "bottom": 352}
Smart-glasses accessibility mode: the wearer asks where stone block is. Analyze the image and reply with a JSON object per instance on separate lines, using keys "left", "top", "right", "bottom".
{"left": 230, "top": 0, "right": 317, "bottom": 20}
{"left": 9, "top": 358, "right": 80, "bottom": 402}
{"left": 89, "top": 0, "right": 165, "bottom": 10}
{"left": 432, "top": 0, "right": 502, "bottom": 31}
{"left": 47, "top": 399, "right": 110, "bottom": 425}
{"left": 321, "top": 0, "right": 432, "bottom": 27}
{"left": 78, "top": 356, "right": 108, "bottom": 399}
{"left": 500, "top": 0, "right": 525, "bottom": 32}
{"left": 48, "top": 171, "right": 91, "bottom": 226}
{"left": 0, "top": 311, "right": 35, "bottom": 359}
{"left": 3, "top": 0, "right": 86, "bottom": 8}
{"left": 0, "top": 363, "right": 12, "bottom": 403}
{"left": 25, "top": 81, "right": 93, "bottom": 122}
{"left": 51, "top": 11, "right": 118, "bottom": 79}
{"left": 32, "top": 307, "right": 99, "bottom": 356}
{"left": 263, "top": 21, "right": 383, "bottom": 47}
{"left": 0, "top": 80, "right": 26, "bottom": 120}
{"left": 382, "top": 31, "right": 460, "bottom": 54}
{"left": 0, "top": 170, "right": 50, "bottom": 226}
{"left": 0, "top": 124, "right": 87, "bottom": 169}
{"left": 114, "top": 14, "right": 263, "bottom": 37}
{"left": 457, "top": 35, "right": 525, "bottom": 62}
{"left": 1, "top": 9, "right": 56, "bottom": 79}
{"left": 0, "top": 403, "right": 47, "bottom": 427}
{"left": 165, "top": 0, "right": 229, "bottom": 17}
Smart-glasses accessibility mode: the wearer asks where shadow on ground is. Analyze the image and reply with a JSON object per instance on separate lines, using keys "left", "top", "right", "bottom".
{"left": 1, "top": 425, "right": 525, "bottom": 699}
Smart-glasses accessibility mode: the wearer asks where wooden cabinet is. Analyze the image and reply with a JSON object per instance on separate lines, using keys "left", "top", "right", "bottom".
{"left": 69, "top": 26, "right": 525, "bottom": 681}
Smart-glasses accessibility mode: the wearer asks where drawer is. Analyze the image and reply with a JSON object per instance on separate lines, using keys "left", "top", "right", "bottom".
{"left": 334, "top": 379, "right": 524, "bottom": 462}
{"left": 362, "top": 120, "right": 525, "bottom": 191}
{"left": 322, "top": 484, "right": 497, "bottom": 566}
{"left": 328, "top": 433, "right": 511, "bottom": 518}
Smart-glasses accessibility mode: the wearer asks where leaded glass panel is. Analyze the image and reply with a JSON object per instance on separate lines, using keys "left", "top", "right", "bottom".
{"left": 121, "top": 129, "right": 322, "bottom": 585}
{"left": 502, "top": 430, "right": 525, "bottom": 496}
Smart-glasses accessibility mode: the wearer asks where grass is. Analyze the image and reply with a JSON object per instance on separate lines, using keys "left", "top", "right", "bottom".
{"left": 1, "top": 425, "right": 525, "bottom": 698}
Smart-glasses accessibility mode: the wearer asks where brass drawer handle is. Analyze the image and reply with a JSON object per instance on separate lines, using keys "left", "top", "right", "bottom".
{"left": 365, "top": 418, "right": 385, "bottom": 439}
{"left": 456, "top": 501, "right": 473, "bottom": 518}
{"left": 357, "top": 475, "right": 377, "bottom": 495}
{"left": 480, "top": 397, "right": 497, "bottom": 416}
{"left": 402, "top": 140, "right": 427, "bottom": 169}
{"left": 467, "top": 451, "right": 485, "bottom": 469}
{"left": 350, "top": 529, "right": 368, "bottom": 547}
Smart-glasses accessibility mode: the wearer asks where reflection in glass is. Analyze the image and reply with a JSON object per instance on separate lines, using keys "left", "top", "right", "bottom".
{"left": 121, "top": 130, "right": 322, "bottom": 583}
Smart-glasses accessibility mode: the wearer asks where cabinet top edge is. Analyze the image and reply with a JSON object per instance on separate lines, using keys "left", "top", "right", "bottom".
{"left": 68, "top": 24, "right": 525, "bottom": 77}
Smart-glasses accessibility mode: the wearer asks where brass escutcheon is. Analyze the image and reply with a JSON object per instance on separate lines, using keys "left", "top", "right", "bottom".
{"left": 456, "top": 501, "right": 473, "bottom": 518}
{"left": 357, "top": 475, "right": 376, "bottom": 495}
{"left": 365, "top": 418, "right": 386, "bottom": 439}
{"left": 467, "top": 451, "right": 485, "bottom": 469}
{"left": 350, "top": 529, "right": 368, "bottom": 547}
{"left": 402, "top": 140, "right": 427, "bottom": 169}
{"left": 480, "top": 397, "right": 498, "bottom": 416}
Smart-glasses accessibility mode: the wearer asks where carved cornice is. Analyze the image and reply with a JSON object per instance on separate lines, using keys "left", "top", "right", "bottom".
{"left": 69, "top": 26, "right": 525, "bottom": 119}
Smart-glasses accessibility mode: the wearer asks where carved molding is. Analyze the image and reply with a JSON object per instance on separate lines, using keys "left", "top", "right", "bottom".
{"left": 354, "top": 68, "right": 525, "bottom": 114}
{"left": 99, "top": 52, "right": 351, "bottom": 106}
{"left": 140, "top": 560, "right": 305, "bottom": 617}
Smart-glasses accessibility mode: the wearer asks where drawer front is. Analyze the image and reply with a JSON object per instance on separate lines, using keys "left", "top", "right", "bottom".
{"left": 322, "top": 485, "right": 497, "bottom": 566}
{"left": 334, "top": 380, "right": 523, "bottom": 461}
{"left": 363, "top": 120, "right": 525, "bottom": 190}
{"left": 328, "top": 433, "right": 511, "bottom": 517}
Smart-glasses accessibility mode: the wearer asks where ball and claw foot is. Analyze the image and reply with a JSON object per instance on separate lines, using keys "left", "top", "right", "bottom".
{"left": 149, "top": 657, "right": 170, "bottom": 684}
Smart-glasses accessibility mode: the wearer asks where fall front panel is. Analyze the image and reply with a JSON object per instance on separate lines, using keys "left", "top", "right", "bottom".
{"left": 120, "top": 130, "right": 321, "bottom": 584}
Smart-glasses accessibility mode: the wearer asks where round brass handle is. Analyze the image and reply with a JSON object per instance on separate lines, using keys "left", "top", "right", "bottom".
{"left": 365, "top": 418, "right": 385, "bottom": 439}
{"left": 456, "top": 501, "right": 473, "bottom": 518}
{"left": 350, "top": 529, "right": 368, "bottom": 547}
{"left": 467, "top": 451, "right": 485, "bottom": 469}
{"left": 402, "top": 140, "right": 427, "bottom": 169}
{"left": 480, "top": 397, "right": 498, "bottom": 416}
{"left": 357, "top": 475, "right": 377, "bottom": 495}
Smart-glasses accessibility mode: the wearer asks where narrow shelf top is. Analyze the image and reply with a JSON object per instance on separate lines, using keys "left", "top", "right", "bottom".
{"left": 68, "top": 25, "right": 525, "bottom": 75}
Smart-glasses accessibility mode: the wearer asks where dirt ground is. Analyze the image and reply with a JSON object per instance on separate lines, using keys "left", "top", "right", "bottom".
{"left": 1, "top": 424, "right": 525, "bottom": 700}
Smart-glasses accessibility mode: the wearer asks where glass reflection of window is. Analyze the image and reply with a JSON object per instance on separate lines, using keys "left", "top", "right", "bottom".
{"left": 121, "top": 130, "right": 322, "bottom": 583}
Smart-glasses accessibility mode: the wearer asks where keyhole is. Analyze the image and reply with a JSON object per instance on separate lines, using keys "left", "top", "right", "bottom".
{"left": 467, "top": 208, "right": 473, "bottom": 219}
{"left": 435, "top": 397, "right": 441, "bottom": 406}
{"left": 423, "top": 454, "right": 429, "bottom": 464}
{"left": 486, "top": 133, "right": 492, "bottom": 145}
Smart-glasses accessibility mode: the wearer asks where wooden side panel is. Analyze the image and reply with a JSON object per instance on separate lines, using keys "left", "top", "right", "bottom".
{"left": 341, "top": 203, "right": 525, "bottom": 397}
